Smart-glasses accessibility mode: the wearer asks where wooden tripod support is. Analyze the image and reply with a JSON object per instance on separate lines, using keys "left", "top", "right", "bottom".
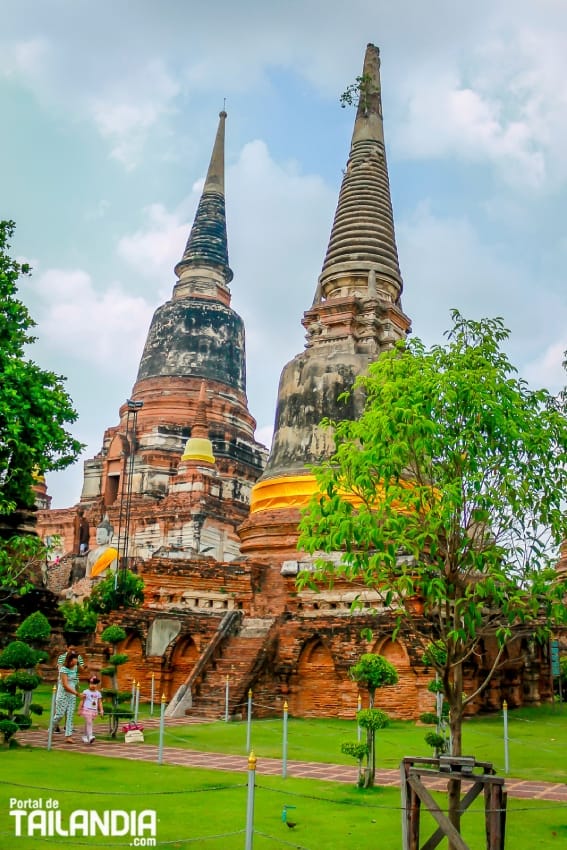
{"left": 401, "top": 756, "right": 507, "bottom": 850}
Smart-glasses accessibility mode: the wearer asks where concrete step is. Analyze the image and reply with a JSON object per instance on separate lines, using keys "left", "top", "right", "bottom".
{"left": 238, "top": 617, "right": 275, "bottom": 638}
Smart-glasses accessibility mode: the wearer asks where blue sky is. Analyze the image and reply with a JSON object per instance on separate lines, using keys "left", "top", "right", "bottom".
{"left": 2, "top": 0, "right": 566, "bottom": 507}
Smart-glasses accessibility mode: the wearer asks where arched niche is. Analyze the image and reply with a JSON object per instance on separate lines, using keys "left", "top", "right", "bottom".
{"left": 369, "top": 636, "right": 418, "bottom": 719}
{"left": 112, "top": 630, "right": 144, "bottom": 695}
{"left": 168, "top": 634, "right": 199, "bottom": 700}
{"left": 290, "top": 637, "right": 340, "bottom": 717}
{"left": 102, "top": 433, "right": 129, "bottom": 506}
{"left": 373, "top": 636, "right": 410, "bottom": 666}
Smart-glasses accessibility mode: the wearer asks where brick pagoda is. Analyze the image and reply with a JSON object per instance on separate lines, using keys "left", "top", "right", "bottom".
{"left": 38, "top": 47, "right": 549, "bottom": 720}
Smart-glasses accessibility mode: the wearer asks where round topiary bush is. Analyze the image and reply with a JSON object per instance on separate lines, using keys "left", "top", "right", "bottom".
{"left": 0, "top": 720, "right": 19, "bottom": 744}
{"left": 0, "top": 641, "right": 42, "bottom": 669}
{"left": 16, "top": 611, "right": 51, "bottom": 644}
{"left": 420, "top": 711, "right": 439, "bottom": 726}
{"left": 12, "top": 714, "right": 32, "bottom": 730}
{"left": 101, "top": 626, "right": 127, "bottom": 646}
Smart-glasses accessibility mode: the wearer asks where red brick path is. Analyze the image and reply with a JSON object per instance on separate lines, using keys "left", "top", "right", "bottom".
{"left": 20, "top": 721, "right": 567, "bottom": 803}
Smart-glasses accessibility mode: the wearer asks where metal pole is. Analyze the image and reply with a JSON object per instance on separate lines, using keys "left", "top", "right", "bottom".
{"left": 282, "top": 701, "right": 288, "bottom": 778}
{"left": 122, "top": 405, "right": 140, "bottom": 572}
{"left": 150, "top": 673, "right": 155, "bottom": 717}
{"left": 246, "top": 689, "right": 253, "bottom": 753}
{"left": 245, "top": 751, "right": 257, "bottom": 850}
{"left": 157, "top": 694, "right": 166, "bottom": 765}
{"left": 47, "top": 685, "right": 57, "bottom": 751}
{"left": 134, "top": 681, "right": 140, "bottom": 723}
{"left": 503, "top": 700, "right": 509, "bottom": 774}
{"left": 549, "top": 637, "right": 556, "bottom": 711}
{"left": 225, "top": 674, "right": 230, "bottom": 722}
{"left": 130, "top": 678, "right": 136, "bottom": 712}
{"left": 357, "top": 692, "right": 362, "bottom": 742}
{"left": 115, "top": 399, "right": 143, "bottom": 589}
{"left": 114, "top": 405, "right": 132, "bottom": 590}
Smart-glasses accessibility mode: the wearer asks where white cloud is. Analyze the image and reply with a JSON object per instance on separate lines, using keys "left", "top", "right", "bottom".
{"left": 394, "top": 71, "right": 545, "bottom": 187}
{"left": 0, "top": 36, "right": 50, "bottom": 81}
{"left": 22, "top": 267, "right": 155, "bottom": 508}
{"left": 398, "top": 204, "right": 567, "bottom": 390}
{"left": 30, "top": 268, "right": 153, "bottom": 372}
{"left": 391, "top": 12, "right": 567, "bottom": 189}
{"left": 228, "top": 140, "right": 336, "bottom": 428}
{"left": 3, "top": 2, "right": 567, "bottom": 183}
{"left": 117, "top": 203, "right": 190, "bottom": 284}
{"left": 523, "top": 340, "right": 567, "bottom": 393}
{"left": 88, "top": 60, "right": 180, "bottom": 168}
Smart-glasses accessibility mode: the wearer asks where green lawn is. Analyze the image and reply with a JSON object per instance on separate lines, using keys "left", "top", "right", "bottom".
{"left": 0, "top": 748, "right": 565, "bottom": 849}
{"left": 29, "top": 685, "right": 567, "bottom": 782}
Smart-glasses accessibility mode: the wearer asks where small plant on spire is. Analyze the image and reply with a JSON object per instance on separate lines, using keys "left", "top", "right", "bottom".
{"left": 340, "top": 74, "right": 380, "bottom": 116}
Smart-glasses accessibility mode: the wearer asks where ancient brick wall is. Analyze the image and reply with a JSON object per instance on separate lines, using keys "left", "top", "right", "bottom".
{"left": 140, "top": 556, "right": 254, "bottom": 615}
{"left": 90, "top": 607, "right": 226, "bottom": 702}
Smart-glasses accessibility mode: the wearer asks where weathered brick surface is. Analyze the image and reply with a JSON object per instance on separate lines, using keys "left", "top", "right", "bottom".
{"left": 89, "top": 607, "right": 226, "bottom": 703}
{"left": 38, "top": 536, "right": 556, "bottom": 723}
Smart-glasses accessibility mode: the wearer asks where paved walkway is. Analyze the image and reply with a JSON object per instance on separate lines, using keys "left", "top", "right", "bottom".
{"left": 20, "top": 721, "right": 567, "bottom": 803}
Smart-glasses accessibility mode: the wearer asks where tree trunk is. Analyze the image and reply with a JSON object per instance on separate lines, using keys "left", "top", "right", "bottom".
{"left": 447, "top": 660, "right": 464, "bottom": 850}
{"left": 22, "top": 680, "right": 33, "bottom": 716}
{"left": 363, "top": 723, "right": 375, "bottom": 788}
{"left": 109, "top": 641, "right": 119, "bottom": 738}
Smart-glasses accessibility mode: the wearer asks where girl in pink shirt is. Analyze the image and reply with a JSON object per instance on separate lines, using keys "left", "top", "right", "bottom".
{"left": 79, "top": 676, "right": 104, "bottom": 744}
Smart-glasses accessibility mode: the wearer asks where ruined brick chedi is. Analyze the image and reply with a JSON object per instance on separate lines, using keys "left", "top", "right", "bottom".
{"left": 242, "top": 42, "right": 410, "bottom": 536}
{"left": 42, "top": 109, "right": 267, "bottom": 564}
{"left": 39, "top": 45, "right": 547, "bottom": 719}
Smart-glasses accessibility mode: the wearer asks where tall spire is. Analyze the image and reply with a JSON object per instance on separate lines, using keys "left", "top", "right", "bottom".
{"left": 249, "top": 44, "right": 410, "bottom": 493}
{"left": 174, "top": 110, "right": 233, "bottom": 286}
{"left": 203, "top": 111, "right": 226, "bottom": 194}
{"left": 135, "top": 109, "right": 248, "bottom": 393}
{"left": 317, "top": 44, "right": 403, "bottom": 305}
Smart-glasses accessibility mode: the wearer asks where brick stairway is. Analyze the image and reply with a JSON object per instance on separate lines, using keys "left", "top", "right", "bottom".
{"left": 190, "top": 617, "right": 276, "bottom": 719}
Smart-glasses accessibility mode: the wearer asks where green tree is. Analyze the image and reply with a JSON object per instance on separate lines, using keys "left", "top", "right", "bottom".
{"left": 0, "top": 535, "right": 46, "bottom": 621}
{"left": 344, "top": 654, "right": 397, "bottom": 788}
{"left": 340, "top": 73, "right": 380, "bottom": 115}
{"left": 299, "top": 313, "right": 567, "bottom": 835}
{"left": 59, "top": 601, "right": 98, "bottom": 639}
{"left": 0, "top": 640, "right": 45, "bottom": 730}
{"left": 88, "top": 570, "right": 144, "bottom": 615}
{"left": 15, "top": 611, "right": 51, "bottom": 714}
{"left": 0, "top": 220, "right": 83, "bottom": 521}
{"left": 350, "top": 653, "right": 398, "bottom": 707}
{"left": 16, "top": 610, "right": 51, "bottom": 645}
